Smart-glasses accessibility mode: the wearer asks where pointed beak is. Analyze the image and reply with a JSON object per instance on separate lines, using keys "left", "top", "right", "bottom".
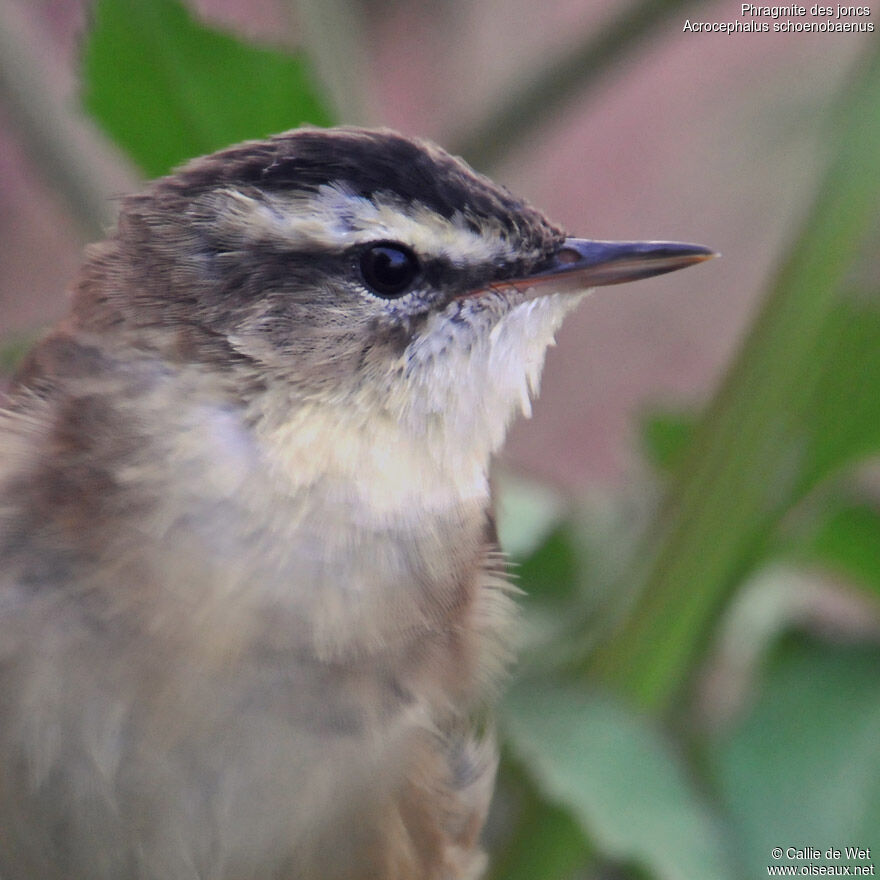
{"left": 491, "top": 238, "right": 718, "bottom": 297}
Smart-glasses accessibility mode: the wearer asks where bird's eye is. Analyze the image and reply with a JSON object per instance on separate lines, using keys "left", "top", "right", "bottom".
{"left": 359, "top": 243, "right": 420, "bottom": 298}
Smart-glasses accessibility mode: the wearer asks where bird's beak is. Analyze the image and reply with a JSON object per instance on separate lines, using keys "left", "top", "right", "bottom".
{"left": 489, "top": 238, "right": 718, "bottom": 297}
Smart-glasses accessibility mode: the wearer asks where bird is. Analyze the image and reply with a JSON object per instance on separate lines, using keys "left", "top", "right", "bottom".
{"left": 0, "top": 126, "right": 713, "bottom": 880}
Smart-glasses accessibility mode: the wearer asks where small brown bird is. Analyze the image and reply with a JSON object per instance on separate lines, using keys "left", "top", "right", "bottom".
{"left": 0, "top": 127, "right": 712, "bottom": 879}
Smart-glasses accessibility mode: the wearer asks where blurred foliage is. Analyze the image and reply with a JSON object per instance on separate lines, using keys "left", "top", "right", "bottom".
{"left": 82, "top": 0, "right": 333, "bottom": 177}
{"left": 1, "top": 0, "right": 876, "bottom": 877}
{"left": 640, "top": 409, "right": 696, "bottom": 474}
{"left": 495, "top": 34, "right": 880, "bottom": 877}
{"left": 710, "top": 637, "right": 880, "bottom": 877}
{"left": 501, "top": 682, "right": 734, "bottom": 880}
{"left": 451, "top": 0, "right": 705, "bottom": 168}
{"left": 583, "top": 39, "right": 880, "bottom": 711}
{"left": 805, "top": 503, "right": 880, "bottom": 598}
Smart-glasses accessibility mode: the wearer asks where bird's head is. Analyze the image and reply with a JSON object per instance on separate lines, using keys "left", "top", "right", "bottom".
{"left": 74, "top": 127, "right": 712, "bottom": 463}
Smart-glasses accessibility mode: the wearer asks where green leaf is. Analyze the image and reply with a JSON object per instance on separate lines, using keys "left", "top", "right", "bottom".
{"left": 516, "top": 526, "right": 581, "bottom": 606}
{"left": 488, "top": 802, "right": 588, "bottom": 880}
{"left": 502, "top": 682, "right": 735, "bottom": 880}
{"left": 798, "top": 292, "right": 880, "bottom": 492}
{"left": 496, "top": 476, "right": 566, "bottom": 561}
{"left": 640, "top": 409, "right": 697, "bottom": 473}
{"left": 711, "top": 638, "right": 880, "bottom": 875}
{"left": 82, "top": 0, "right": 334, "bottom": 178}
{"left": 803, "top": 501, "right": 880, "bottom": 599}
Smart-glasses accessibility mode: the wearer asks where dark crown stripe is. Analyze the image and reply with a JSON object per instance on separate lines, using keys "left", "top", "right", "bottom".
{"left": 141, "top": 128, "right": 565, "bottom": 260}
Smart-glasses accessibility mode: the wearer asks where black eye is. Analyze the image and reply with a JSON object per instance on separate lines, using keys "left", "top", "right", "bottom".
{"left": 359, "top": 242, "right": 420, "bottom": 298}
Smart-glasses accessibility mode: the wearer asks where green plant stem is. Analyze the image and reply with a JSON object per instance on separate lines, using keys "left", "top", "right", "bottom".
{"left": 291, "top": 0, "right": 375, "bottom": 125}
{"left": 451, "top": 0, "right": 704, "bottom": 170}
{"left": 585, "top": 41, "right": 880, "bottom": 712}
